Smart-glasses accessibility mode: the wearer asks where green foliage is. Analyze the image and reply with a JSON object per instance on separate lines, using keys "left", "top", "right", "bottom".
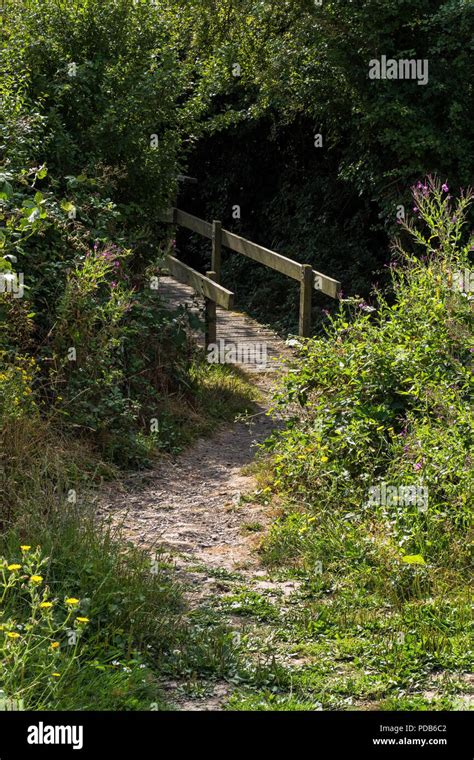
{"left": 175, "top": 0, "right": 474, "bottom": 328}
{"left": 3, "top": 0, "right": 182, "bottom": 218}
{"left": 0, "top": 546, "right": 93, "bottom": 709}
{"left": 226, "top": 180, "right": 474, "bottom": 710}
{"left": 265, "top": 179, "right": 472, "bottom": 564}
{"left": 1, "top": 0, "right": 472, "bottom": 714}
{"left": 0, "top": 1, "right": 257, "bottom": 465}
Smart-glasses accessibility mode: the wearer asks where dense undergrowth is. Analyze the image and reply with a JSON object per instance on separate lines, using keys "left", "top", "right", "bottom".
{"left": 0, "top": 0, "right": 255, "bottom": 709}
{"left": 226, "top": 179, "right": 473, "bottom": 709}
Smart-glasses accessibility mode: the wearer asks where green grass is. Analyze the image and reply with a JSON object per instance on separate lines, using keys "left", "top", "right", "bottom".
{"left": 173, "top": 360, "right": 258, "bottom": 445}
{"left": 0, "top": 360, "right": 256, "bottom": 710}
{"left": 157, "top": 541, "right": 472, "bottom": 711}
{"left": 115, "top": 359, "right": 257, "bottom": 462}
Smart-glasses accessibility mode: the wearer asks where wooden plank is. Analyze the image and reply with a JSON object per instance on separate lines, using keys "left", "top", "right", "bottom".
{"left": 211, "top": 220, "right": 222, "bottom": 283}
{"left": 313, "top": 269, "right": 341, "bottom": 300}
{"left": 175, "top": 209, "right": 212, "bottom": 238}
{"left": 165, "top": 255, "right": 234, "bottom": 310}
{"left": 299, "top": 264, "right": 313, "bottom": 337}
{"left": 205, "top": 271, "right": 217, "bottom": 347}
{"left": 221, "top": 229, "right": 303, "bottom": 280}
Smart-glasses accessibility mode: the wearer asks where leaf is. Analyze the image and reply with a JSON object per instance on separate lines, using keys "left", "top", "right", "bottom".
{"left": 0, "top": 176, "right": 13, "bottom": 197}
{"left": 402, "top": 554, "right": 426, "bottom": 565}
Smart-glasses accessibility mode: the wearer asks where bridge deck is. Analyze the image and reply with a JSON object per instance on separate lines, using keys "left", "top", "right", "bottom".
{"left": 158, "top": 276, "right": 291, "bottom": 374}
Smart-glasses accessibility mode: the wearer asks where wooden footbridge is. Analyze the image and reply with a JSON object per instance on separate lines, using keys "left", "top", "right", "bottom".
{"left": 159, "top": 207, "right": 341, "bottom": 345}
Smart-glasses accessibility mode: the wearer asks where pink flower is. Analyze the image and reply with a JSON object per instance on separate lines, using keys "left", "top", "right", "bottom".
{"left": 441, "top": 183, "right": 449, "bottom": 193}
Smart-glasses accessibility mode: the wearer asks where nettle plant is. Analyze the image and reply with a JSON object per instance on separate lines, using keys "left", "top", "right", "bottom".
{"left": 267, "top": 178, "right": 473, "bottom": 564}
{"left": 0, "top": 546, "right": 90, "bottom": 709}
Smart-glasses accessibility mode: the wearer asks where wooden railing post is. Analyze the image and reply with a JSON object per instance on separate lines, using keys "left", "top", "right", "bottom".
{"left": 211, "top": 221, "right": 222, "bottom": 283}
{"left": 205, "top": 270, "right": 217, "bottom": 348}
{"left": 299, "top": 264, "right": 313, "bottom": 337}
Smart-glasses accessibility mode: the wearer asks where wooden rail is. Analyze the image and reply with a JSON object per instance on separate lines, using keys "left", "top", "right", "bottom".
{"left": 160, "top": 207, "right": 341, "bottom": 340}
{"left": 221, "top": 229, "right": 302, "bottom": 281}
{"left": 166, "top": 255, "right": 234, "bottom": 310}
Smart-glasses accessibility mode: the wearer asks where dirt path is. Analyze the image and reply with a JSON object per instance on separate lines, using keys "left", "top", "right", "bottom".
{"left": 98, "top": 277, "right": 292, "bottom": 569}
{"left": 97, "top": 278, "right": 295, "bottom": 707}
{"left": 98, "top": 405, "right": 279, "bottom": 574}
{"left": 96, "top": 279, "right": 472, "bottom": 713}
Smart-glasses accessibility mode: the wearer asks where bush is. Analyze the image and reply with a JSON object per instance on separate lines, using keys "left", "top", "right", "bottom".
{"left": 264, "top": 178, "right": 473, "bottom": 568}
{"left": 1, "top": 1, "right": 248, "bottom": 466}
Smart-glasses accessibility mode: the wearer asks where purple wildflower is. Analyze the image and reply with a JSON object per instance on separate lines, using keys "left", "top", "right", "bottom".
{"left": 441, "top": 183, "right": 449, "bottom": 193}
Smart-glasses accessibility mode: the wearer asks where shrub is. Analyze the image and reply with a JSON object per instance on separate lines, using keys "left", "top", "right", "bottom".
{"left": 264, "top": 178, "right": 473, "bottom": 568}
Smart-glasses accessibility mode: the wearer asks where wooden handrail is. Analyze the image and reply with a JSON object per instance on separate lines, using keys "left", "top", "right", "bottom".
{"left": 159, "top": 206, "right": 341, "bottom": 337}
{"left": 221, "top": 229, "right": 302, "bottom": 281}
{"left": 175, "top": 209, "right": 213, "bottom": 239}
{"left": 166, "top": 255, "right": 234, "bottom": 310}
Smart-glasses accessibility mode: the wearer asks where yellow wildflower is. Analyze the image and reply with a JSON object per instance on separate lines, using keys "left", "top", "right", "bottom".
{"left": 65, "top": 597, "right": 80, "bottom": 606}
{"left": 20, "top": 545, "right": 31, "bottom": 551}
{"left": 39, "top": 602, "right": 53, "bottom": 609}
{"left": 7, "top": 564, "right": 21, "bottom": 571}
{"left": 76, "top": 617, "right": 89, "bottom": 624}
{"left": 51, "top": 673, "right": 61, "bottom": 677}
{"left": 29, "top": 575, "right": 43, "bottom": 584}
{"left": 50, "top": 642, "right": 60, "bottom": 649}
{"left": 7, "top": 632, "right": 20, "bottom": 639}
